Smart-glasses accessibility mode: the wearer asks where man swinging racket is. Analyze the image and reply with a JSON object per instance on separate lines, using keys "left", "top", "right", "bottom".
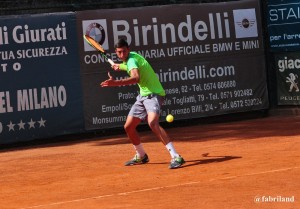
{"left": 100, "top": 38, "right": 185, "bottom": 169}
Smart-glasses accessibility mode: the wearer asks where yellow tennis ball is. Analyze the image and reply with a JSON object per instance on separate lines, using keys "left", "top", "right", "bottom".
{"left": 166, "top": 114, "right": 174, "bottom": 123}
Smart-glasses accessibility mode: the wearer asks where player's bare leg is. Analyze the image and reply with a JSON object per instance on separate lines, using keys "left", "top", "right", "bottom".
{"left": 124, "top": 116, "right": 149, "bottom": 166}
{"left": 147, "top": 112, "right": 185, "bottom": 168}
{"left": 124, "top": 116, "right": 142, "bottom": 145}
{"left": 147, "top": 112, "right": 171, "bottom": 145}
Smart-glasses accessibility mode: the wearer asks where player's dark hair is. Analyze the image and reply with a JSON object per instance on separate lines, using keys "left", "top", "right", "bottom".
{"left": 114, "top": 38, "right": 129, "bottom": 48}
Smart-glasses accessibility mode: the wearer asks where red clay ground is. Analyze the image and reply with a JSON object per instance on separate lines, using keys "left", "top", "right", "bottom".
{"left": 0, "top": 115, "right": 299, "bottom": 209}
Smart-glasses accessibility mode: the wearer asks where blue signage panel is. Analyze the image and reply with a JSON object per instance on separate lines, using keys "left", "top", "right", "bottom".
{"left": 268, "top": 0, "right": 300, "bottom": 51}
{"left": 0, "top": 13, "right": 84, "bottom": 144}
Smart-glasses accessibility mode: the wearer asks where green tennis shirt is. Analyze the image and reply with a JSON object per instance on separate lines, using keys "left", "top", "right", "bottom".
{"left": 120, "top": 52, "right": 166, "bottom": 97}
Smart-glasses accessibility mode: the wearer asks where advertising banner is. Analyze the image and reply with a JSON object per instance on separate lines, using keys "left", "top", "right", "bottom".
{"left": 77, "top": 0, "right": 269, "bottom": 130}
{"left": 274, "top": 52, "right": 300, "bottom": 105}
{"left": 267, "top": 0, "right": 300, "bottom": 51}
{"left": 0, "top": 13, "right": 84, "bottom": 144}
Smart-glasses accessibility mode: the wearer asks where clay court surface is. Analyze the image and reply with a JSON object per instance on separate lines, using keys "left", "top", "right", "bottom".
{"left": 0, "top": 114, "right": 299, "bottom": 209}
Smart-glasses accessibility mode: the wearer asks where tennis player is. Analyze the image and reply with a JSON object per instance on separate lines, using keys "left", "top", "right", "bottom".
{"left": 100, "top": 38, "right": 185, "bottom": 169}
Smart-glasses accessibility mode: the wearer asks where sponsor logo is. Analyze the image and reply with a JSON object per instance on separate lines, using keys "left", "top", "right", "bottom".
{"left": 286, "top": 73, "right": 299, "bottom": 92}
{"left": 81, "top": 8, "right": 260, "bottom": 54}
{"left": 233, "top": 9, "right": 258, "bottom": 38}
{"left": 82, "top": 20, "right": 108, "bottom": 51}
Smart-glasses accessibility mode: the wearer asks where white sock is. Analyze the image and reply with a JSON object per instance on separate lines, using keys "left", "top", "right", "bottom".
{"left": 133, "top": 144, "right": 146, "bottom": 158}
{"left": 166, "top": 142, "right": 179, "bottom": 158}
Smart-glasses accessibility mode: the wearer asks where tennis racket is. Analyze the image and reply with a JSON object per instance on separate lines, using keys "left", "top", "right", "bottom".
{"left": 83, "top": 35, "right": 115, "bottom": 66}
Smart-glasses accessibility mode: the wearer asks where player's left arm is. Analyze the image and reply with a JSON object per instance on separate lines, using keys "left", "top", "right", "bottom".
{"left": 100, "top": 68, "right": 140, "bottom": 87}
{"left": 111, "top": 63, "right": 127, "bottom": 71}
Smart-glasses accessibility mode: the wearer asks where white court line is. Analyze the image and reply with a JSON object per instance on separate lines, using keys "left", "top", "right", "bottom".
{"left": 20, "top": 166, "right": 300, "bottom": 209}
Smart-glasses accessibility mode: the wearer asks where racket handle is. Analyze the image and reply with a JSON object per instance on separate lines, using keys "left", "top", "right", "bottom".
{"left": 107, "top": 58, "right": 115, "bottom": 66}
